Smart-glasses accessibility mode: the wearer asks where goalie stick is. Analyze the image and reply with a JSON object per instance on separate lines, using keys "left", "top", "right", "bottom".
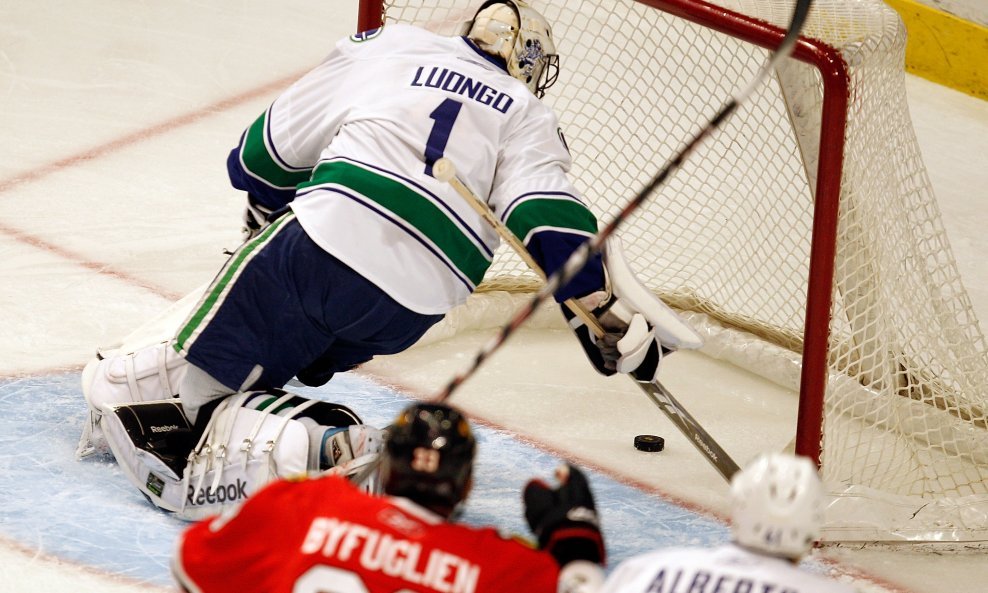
{"left": 426, "top": 0, "right": 813, "bottom": 480}
{"left": 433, "top": 158, "right": 740, "bottom": 481}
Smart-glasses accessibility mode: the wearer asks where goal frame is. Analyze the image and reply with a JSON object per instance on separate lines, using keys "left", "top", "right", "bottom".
{"left": 356, "top": 0, "right": 850, "bottom": 468}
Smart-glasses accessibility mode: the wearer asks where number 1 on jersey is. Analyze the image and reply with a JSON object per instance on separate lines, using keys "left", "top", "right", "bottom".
{"left": 425, "top": 98, "right": 463, "bottom": 177}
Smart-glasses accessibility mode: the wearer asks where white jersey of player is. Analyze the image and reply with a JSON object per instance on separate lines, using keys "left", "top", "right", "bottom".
{"left": 599, "top": 543, "right": 856, "bottom": 593}
{"left": 235, "top": 23, "right": 597, "bottom": 314}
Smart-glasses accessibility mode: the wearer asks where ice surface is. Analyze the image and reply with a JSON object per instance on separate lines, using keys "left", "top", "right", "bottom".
{"left": 1, "top": 1, "right": 986, "bottom": 592}
{"left": 0, "top": 372, "right": 736, "bottom": 589}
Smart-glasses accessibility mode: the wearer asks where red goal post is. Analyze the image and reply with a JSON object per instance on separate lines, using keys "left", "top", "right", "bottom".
{"left": 356, "top": 0, "right": 988, "bottom": 545}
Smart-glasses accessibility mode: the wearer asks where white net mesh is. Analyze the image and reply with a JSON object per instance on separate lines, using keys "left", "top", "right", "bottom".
{"left": 371, "top": 0, "right": 988, "bottom": 542}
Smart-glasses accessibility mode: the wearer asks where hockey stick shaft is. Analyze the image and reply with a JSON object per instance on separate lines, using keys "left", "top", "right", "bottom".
{"left": 436, "top": 159, "right": 740, "bottom": 480}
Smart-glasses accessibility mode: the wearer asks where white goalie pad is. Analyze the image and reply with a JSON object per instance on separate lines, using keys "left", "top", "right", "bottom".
{"left": 181, "top": 393, "right": 312, "bottom": 520}
{"left": 77, "top": 340, "right": 189, "bottom": 459}
{"left": 116, "top": 282, "right": 208, "bottom": 354}
{"left": 100, "top": 393, "right": 383, "bottom": 521}
{"left": 603, "top": 237, "right": 703, "bottom": 350}
{"left": 77, "top": 282, "right": 209, "bottom": 459}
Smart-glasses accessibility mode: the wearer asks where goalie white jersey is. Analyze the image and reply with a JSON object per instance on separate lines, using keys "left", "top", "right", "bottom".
{"left": 600, "top": 544, "right": 855, "bottom": 593}
{"left": 230, "top": 23, "right": 602, "bottom": 314}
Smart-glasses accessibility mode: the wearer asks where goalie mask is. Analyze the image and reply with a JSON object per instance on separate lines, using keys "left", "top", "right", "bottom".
{"left": 382, "top": 403, "right": 476, "bottom": 517}
{"left": 465, "top": 0, "right": 559, "bottom": 98}
{"left": 730, "top": 453, "right": 824, "bottom": 560}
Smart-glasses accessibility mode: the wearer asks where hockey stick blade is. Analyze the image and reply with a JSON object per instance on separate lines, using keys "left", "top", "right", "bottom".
{"left": 436, "top": 157, "right": 739, "bottom": 481}
{"left": 639, "top": 381, "right": 739, "bottom": 479}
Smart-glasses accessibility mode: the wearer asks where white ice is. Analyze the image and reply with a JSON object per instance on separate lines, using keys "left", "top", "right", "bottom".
{"left": 1, "top": 1, "right": 987, "bottom": 592}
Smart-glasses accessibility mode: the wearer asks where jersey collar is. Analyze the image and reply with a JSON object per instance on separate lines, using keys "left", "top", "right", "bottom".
{"left": 460, "top": 36, "right": 509, "bottom": 73}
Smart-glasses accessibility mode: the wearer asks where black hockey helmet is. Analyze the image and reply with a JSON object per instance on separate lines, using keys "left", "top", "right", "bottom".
{"left": 382, "top": 402, "right": 476, "bottom": 517}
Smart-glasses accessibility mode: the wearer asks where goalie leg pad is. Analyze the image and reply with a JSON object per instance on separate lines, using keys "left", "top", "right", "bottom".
{"left": 102, "top": 393, "right": 313, "bottom": 520}
{"left": 237, "top": 390, "right": 385, "bottom": 491}
{"left": 77, "top": 340, "right": 189, "bottom": 459}
{"left": 99, "top": 399, "right": 197, "bottom": 508}
{"left": 101, "top": 391, "right": 381, "bottom": 520}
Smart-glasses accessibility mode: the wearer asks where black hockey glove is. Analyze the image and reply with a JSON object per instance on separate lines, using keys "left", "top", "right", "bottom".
{"left": 562, "top": 301, "right": 615, "bottom": 378}
{"left": 523, "top": 464, "right": 605, "bottom": 567}
{"left": 564, "top": 238, "right": 702, "bottom": 383}
{"left": 242, "top": 193, "right": 275, "bottom": 241}
{"left": 562, "top": 296, "right": 669, "bottom": 383}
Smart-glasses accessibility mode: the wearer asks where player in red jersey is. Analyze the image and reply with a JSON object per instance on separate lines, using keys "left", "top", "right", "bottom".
{"left": 172, "top": 402, "right": 605, "bottom": 593}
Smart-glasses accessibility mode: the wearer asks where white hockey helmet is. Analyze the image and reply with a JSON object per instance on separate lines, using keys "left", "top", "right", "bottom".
{"left": 730, "top": 453, "right": 825, "bottom": 560}
{"left": 465, "top": 0, "right": 559, "bottom": 98}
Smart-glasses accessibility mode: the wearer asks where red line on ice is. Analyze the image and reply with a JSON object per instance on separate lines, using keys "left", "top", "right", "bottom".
{"left": 0, "top": 72, "right": 305, "bottom": 302}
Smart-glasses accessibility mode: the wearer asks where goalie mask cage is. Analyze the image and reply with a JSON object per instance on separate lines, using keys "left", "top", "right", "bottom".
{"left": 357, "top": 0, "right": 988, "bottom": 544}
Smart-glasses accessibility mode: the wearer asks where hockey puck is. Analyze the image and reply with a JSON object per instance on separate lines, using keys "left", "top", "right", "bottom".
{"left": 634, "top": 434, "right": 665, "bottom": 452}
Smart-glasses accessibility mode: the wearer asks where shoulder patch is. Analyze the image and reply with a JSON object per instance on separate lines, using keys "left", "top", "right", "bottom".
{"left": 350, "top": 28, "right": 383, "bottom": 43}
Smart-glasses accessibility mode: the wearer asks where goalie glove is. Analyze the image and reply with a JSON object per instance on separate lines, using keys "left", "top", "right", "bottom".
{"left": 242, "top": 193, "right": 276, "bottom": 241}
{"left": 565, "top": 237, "right": 703, "bottom": 383}
{"left": 523, "top": 464, "right": 605, "bottom": 568}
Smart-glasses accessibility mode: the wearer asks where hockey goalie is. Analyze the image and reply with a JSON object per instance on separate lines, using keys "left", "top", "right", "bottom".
{"left": 74, "top": 0, "right": 703, "bottom": 519}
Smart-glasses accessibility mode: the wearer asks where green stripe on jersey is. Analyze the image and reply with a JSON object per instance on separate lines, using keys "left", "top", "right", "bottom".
{"left": 504, "top": 198, "right": 598, "bottom": 243}
{"left": 174, "top": 215, "right": 293, "bottom": 354}
{"left": 301, "top": 161, "right": 491, "bottom": 286}
{"left": 240, "top": 112, "right": 313, "bottom": 189}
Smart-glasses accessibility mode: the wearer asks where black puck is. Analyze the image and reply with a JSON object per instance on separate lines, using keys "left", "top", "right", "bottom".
{"left": 634, "top": 434, "right": 664, "bottom": 452}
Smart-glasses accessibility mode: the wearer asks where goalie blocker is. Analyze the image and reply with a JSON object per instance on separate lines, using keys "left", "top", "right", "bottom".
{"left": 99, "top": 390, "right": 384, "bottom": 521}
{"left": 566, "top": 238, "right": 702, "bottom": 382}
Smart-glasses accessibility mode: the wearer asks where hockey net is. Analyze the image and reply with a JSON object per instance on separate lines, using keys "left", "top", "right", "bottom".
{"left": 360, "top": 0, "right": 988, "bottom": 544}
